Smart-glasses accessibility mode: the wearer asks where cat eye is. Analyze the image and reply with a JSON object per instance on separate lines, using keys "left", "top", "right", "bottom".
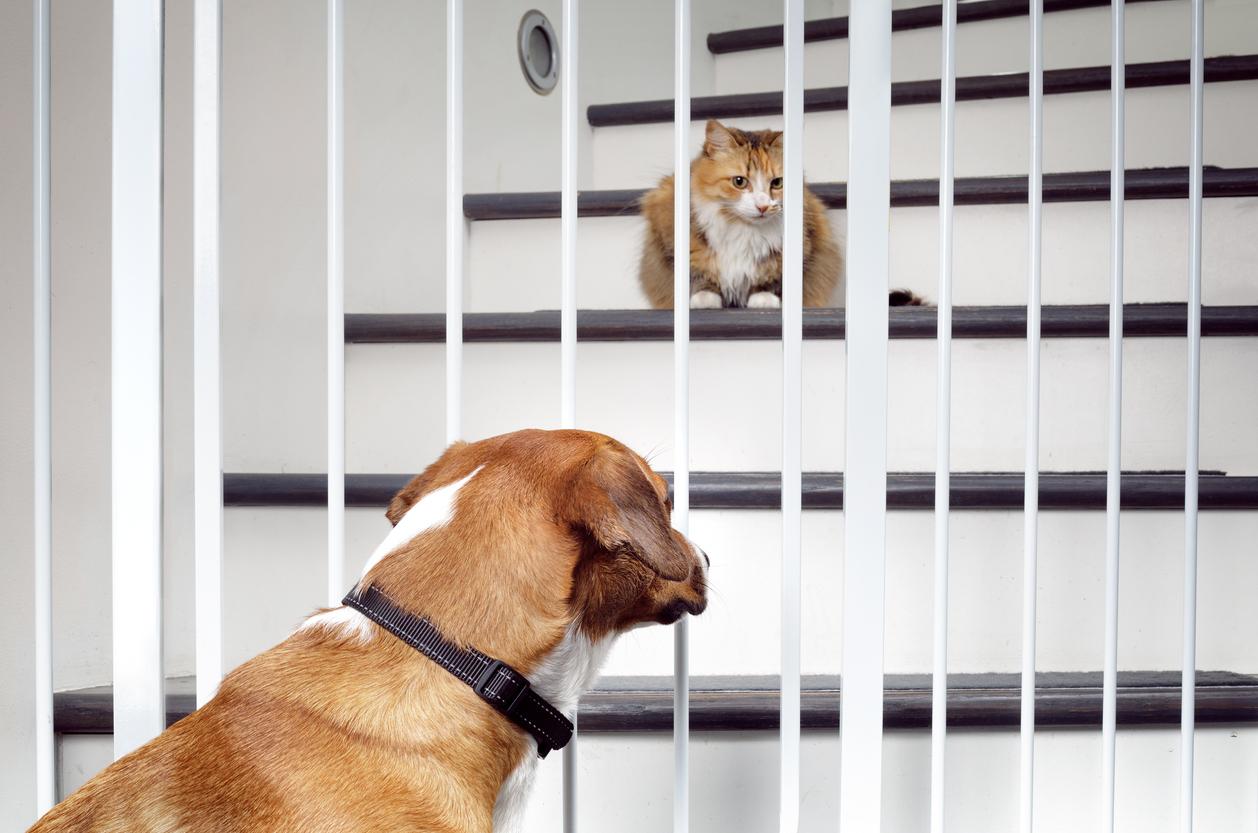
{"left": 771, "top": 177, "right": 783, "bottom": 189}
{"left": 731, "top": 176, "right": 748, "bottom": 188}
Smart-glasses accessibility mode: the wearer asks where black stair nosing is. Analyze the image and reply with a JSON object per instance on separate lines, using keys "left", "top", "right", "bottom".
{"left": 706, "top": 0, "right": 1171, "bottom": 54}
{"left": 589, "top": 55, "right": 1258, "bottom": 127}
{"left": 345, "top": 304, "right": 1258, "bottom": 344}
{"left": 223, "top": 472, "right": 1258, "bottom": 511}
{"left": 463, "top": 166, "right": 1258, "bottom": 220}
{"left": 53, "top": 670, "right": 1258, "bottom": 734}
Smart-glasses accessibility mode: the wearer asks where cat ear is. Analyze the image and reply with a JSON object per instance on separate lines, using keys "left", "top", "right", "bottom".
{"left": 766, "top": 130, "right": 784, "bottom": 148}
{"left": 703, "top": 120, "right": 738, "bottom": 157}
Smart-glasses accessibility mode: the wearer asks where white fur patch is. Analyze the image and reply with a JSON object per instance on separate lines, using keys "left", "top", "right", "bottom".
{"left": 296, "top": 466, "right": 482, "bottom": 641}
{"left": 492, "top": 755, "right": 538, "bottom": 833}
{"left": 693, "top": 197, "right": 782, "bottom": 307}
{"left": 689, "top": 289, "right": 722, "bottom": 309}
{"left": 493, "top": 624, "right": 614, "bottom": 832}
{"left": 297, "top": 604, "right": 375, "bottom": 642}
{"left": 360, "top": 466, "right": 482, "bottom": 578}
{"left": 747, "top": 291, "right": 781, "bottom": 309}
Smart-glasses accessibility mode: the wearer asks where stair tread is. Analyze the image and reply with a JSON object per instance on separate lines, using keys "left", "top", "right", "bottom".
{"left": 589, "top": 55, "right": 1258, "bottom": 127}
{"left": 463, "top": 166, "right": 1258, "bottom": 220}
{"left": 345, "top": 304, "right": 1258, "bottom": 344}
{"left": 54, "top": 671, "right": 1258, "bottom": 734}
{"left": 706, "top": 0, "right": 1170, "bottom": 54}
{"left": 222, "top": 471, "right": 1258, "bottom": 511}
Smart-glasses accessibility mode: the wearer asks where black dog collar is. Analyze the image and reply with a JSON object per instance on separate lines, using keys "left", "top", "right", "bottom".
{"left": 342, "top": 584, "right": 574, "bottom": 758}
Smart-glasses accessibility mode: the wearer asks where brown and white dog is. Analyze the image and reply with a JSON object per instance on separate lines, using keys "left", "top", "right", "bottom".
{"left": 30, "top": 429, "right": 708, "bottom": 833}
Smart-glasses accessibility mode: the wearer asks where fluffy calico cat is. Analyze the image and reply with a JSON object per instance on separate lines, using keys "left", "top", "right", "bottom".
{"left": 638, "top": 119, "right": 842, "bottom": 309}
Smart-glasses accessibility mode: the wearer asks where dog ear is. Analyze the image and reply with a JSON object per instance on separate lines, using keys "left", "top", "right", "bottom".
{"left": 385, "top": 441, "right": 470, "bottom": 526}
{"left": 569, "top": 449, "right": 691, "bottom": 582}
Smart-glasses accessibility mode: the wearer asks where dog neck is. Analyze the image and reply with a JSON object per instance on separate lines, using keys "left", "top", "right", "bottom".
{"left": 492, "top": 622, "right": 615, "bottom": 833}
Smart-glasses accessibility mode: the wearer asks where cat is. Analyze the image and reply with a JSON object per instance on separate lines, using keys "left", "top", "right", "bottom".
{"left": 639, "top": 119, "right": 841, "bottom": 310}
{"left": 638, "top": 119, "right": 925, "bottom": 309}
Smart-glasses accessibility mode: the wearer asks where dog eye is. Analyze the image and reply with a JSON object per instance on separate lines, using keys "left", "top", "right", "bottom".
{"left": 731, "top": 176, "right": 747, "bottom": 188}
{"left": 771, "top": 177, "right": 783, "bottom": 189}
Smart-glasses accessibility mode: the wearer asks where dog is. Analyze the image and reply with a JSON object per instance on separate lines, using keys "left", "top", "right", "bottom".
{"left": 30, "top": 429, "right": 709, "bottom": 832}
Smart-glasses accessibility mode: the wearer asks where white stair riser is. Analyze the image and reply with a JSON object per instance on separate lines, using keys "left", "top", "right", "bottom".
{"left": 337, "top": 339, "right": 1258, "bottom": 476}
{"left": 58, "top": 723, "right": 1258, "bottom": 833}
{"left": 46, "top": 506, "right": 1257, "bottom": 692}
{"left": 712, "top": 1, "right": 1258, "bottom": 95}
{"left": 463, "top": 200, "right": 1257, "bottom": 313}
{"left": 589, "top": 82, "right": 1258, "bottom": 187}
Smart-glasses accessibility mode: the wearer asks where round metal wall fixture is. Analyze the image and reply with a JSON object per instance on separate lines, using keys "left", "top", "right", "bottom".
{"left": 517, "top": 10, "right": 559, "bottom": 95}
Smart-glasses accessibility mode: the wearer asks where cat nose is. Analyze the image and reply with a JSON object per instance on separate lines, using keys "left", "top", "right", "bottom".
{"left": 757, "top": 204, "right": 771, "bottom": 215}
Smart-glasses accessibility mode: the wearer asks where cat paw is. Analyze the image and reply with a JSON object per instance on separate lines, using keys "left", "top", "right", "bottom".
{"left": 690, "top": 290, "right": 723, "bottom": 309}
{"left": 747, "top": 292, "right": 782, "bottom": 309}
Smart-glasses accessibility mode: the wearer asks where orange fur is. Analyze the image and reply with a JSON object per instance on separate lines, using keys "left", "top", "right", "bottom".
{"left": 29, "top": 430, "right": 707, "bottom": 833}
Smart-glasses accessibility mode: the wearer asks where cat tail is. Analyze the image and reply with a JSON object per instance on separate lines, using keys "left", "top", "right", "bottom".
{"left": 889, "top": 289, "right": 929, "bottom": 306}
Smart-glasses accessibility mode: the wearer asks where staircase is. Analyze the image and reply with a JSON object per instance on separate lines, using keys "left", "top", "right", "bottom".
{"left": 35, "top": 1, "right": 1258, "bottom": 831}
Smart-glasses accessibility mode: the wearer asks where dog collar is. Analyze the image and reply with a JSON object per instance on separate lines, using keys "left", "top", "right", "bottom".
{"left": 342, "top": 585, "right": 574, "bottom": 758}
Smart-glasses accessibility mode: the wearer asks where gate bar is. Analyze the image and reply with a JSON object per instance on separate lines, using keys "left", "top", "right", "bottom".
{"left": 931, "top": 2, "right": 957, "bottom": 831}
{"left": 561, "top": 0, "right": 578, "bottom": 429}
{"left": 193, "top": 0, "right": 224, "bottom": 704}
{"left": 111, "top": 0, "right": 166, "bottom": 760}
{"left": 561, "top": 0, "right": 579, "bottom": 827}
{"left": 779, "top": 0, "right": 805, "bottom": 829}
{"left": 445, "top": 0, "right": 464, "bottom": 444}
{"left": 1101, "top": 0, "right": 1125, "bottom": 828}
{"left": 326, "top": 0, "right": 345, "bottom": 606}
{"left": 672, "top": 0, "right": 692, "bottom": 831}
{"left": 840, "top": 0, "right": 891, "bottom": 829}
{"left": 1181, "top": 0, "right": 1204, "bottom": 829}
{"left": 32, "top": 0, "right": 54, "bottom": 812}
{"left": 1020, "top": 1, "right": 1045, "bottom": 830}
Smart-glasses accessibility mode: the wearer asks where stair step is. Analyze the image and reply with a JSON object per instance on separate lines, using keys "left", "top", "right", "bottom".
{"left": 52, "top": 671, "right": 1258, "bottom": 734}
{"left": 705, "top": 0, "right": 1169, "bottom": 54}
{"left": 463, "top": 166, "right": 1258, "bottom": 220}
{"left": 344, "top": 304, "right": 1258, "bottom": 344}
{"left": 589, "top": 55, "right": 1258, "bottom": 127}
{"left": 222, "top": 472, "right": 1257, "bottom": 511}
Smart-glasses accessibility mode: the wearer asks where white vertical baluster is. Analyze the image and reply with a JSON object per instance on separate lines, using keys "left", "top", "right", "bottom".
{"left": 1020, "top": 1, "right": 1044, "bottom": 830}
{"left": 32, "top": 0, "right": 54, "bottom": 812}
{"left": 561, "top": 0, "right": 578, "bottom": 430}
{"left": 1102, "top": 0, "right": 1125, "bottom": 830}
{"left": 1181, "top": 0, "right": 1204, "bottom": 830}
{"left": 561, "top": 0, "right": 579, "bottom": 828}
{"left": 779, "top": 0, "right": 804, "bottom": 830}
{"left": 111, "top": 0, "right": 166, "bottom": 760}
{"left": 193, "top": 0, "right": 224, "bottom": 707}
{"left": 931, "top": 2, "right": 957, "bottom": 832}
{"left": 672, "top": 0, "right": 691, "bottom": 831}
{"left": 446, "top": 0, "right": 464, "bottom": 445}
{"left": 326, "top": 0, "right": 345, "bottom": 607}
{"left": 840, "top": 0, "right": 891, "bottom": 830}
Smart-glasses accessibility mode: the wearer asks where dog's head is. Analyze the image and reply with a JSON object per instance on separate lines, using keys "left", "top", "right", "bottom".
{"left": 360, "top": 429, "right": 707, "bottom": 668}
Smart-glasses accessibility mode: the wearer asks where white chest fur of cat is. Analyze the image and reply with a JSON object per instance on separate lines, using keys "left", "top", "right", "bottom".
{"left": 692, "top": 198, "right": 784, "bottom": 309}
